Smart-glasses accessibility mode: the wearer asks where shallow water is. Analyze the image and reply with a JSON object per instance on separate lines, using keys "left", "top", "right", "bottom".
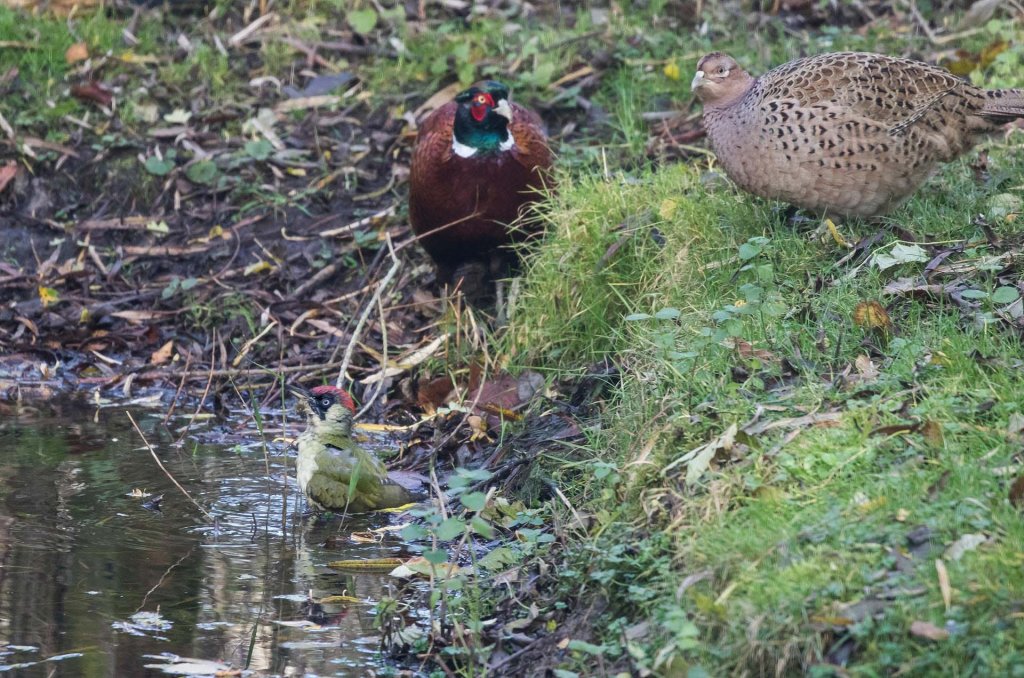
{"left": 0, "top": 399, "right": 416, "bottom": 677}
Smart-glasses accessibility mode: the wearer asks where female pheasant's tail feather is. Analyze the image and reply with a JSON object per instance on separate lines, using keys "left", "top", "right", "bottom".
{"left": 982, "top": 89, "right": 1024, "bottom": 123}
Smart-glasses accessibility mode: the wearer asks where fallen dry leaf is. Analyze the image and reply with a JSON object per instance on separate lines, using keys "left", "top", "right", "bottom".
{"left": 328, "top": 557, "right": 404, "bottom": 572}
{"left": 935, "top": 559, "right": 952, "bottom": 611}
{"left": 910, "top": 620, "right": 950, "bottom": 641}
{"left": 854, "top": 354, "right": 880, "bottom": 382}
{"left": 413, "top": 82, "right": 463, "bottom": 120}
{"left": 1009, "top": 475, "right": 1024, "bottom": 509}
{"left": 70, "top": 81, "right": 113, "bottom": 108}
{"left": 853, "top": 300, "right": 893, "bottom": 332}
{"left": 65, "top": 42, "right": 88, "bottom": 64}
{"left": 150, "top": 340, "right": 174, "bottom": 366}
{"left": 921, "top": 420, "right": 944, "bottom": 448}
{"left": 0, "top": 161, "right": 16, "bottom": 193}
{"left": 945, "top": 533, "right": 987, "bottom": 561}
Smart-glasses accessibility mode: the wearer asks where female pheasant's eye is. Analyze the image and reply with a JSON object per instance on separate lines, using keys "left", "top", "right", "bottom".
{"left": 718, "top": 67, "right": 728, "bottom": 76}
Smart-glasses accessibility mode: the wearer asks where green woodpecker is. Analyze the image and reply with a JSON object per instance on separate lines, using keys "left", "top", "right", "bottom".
{"left": 293, "top": 385, "right": 420, "bottom": 513}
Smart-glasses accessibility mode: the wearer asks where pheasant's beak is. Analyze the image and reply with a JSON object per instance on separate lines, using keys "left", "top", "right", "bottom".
{"left": 494, "top": 99, "right": 513, "bottom": 122}
{"left": 691, "top": 70, "right": 706, "bottom": 92}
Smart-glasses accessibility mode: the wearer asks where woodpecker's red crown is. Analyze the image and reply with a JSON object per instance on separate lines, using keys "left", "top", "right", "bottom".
{"left": 309, "top": 385, "right": 356, "bottom": 414}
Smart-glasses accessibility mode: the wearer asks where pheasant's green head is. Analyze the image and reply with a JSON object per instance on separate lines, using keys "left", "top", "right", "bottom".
{"left": 452, "top": 80, "right": 515, "bottom": 158}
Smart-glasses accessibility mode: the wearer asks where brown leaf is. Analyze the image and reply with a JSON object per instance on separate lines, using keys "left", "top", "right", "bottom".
{"left": 853, "top": 300, "right": 893, "bottom": 331}
{"left": 921, "top": 420, "right": 944, "bottom": 448}
{"left": 869, "top": 422, "right": 918, "bottom": 437}
{"left": 65, "top": 42, "right": 88, "bottom": 64}
{"left": 910, "top": 620, "right": 950, "bottom": 641}
{"left": 70, "top": 81, "right": 112, "bottom": 108}
{"left": 854, "top": 354, "right": 880, "bottom": 382}
{"left": 724, "top": 337, "right": 777, "bottom": 362}
{"left": 413, "top": 82, "right": 463, "bottom": 120}
{"left": 1009, "top": 475, "right": 1024, "bottom": 509}
{"left": 0, "top": 161, "right": 16, "bottom": 193}
{"left": 150, "top": 340, "right": 174, "bottom": 366}
{"left": 415, "top": 374, "right": 455, "bottom": 411}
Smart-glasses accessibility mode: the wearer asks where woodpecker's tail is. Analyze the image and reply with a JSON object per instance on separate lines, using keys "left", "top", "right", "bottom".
{"left": 982, "top": 88, "right": 1024, "bottom": 124}
{"left": 376, "top": 481, "right": 422, "bottom": 510}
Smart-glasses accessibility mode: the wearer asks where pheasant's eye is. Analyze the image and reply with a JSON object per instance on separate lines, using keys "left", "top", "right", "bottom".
{"left": 718, "top": 67, "right": 729, "bottom": 76}
{"left": 320, "top": 397, "right": 332, "bottom": 408}
{"left": 476, "top": 95, "right": 488, "bottom": 105}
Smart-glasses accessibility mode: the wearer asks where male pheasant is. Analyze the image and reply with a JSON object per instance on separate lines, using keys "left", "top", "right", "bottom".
{"left": 409, "top": 80, "right": 554, "bottom": 299}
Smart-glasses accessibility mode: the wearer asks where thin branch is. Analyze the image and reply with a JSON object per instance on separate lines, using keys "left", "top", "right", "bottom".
{"left": 127, "top": 411, "right": 213, "bottom": 521}
{"left": 336, "top": 233, "right": 401, "bottom": 388}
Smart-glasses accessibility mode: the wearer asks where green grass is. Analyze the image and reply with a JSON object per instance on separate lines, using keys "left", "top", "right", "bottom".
{"left": 502, "top": 123, "right": 1024, "bottom": 675}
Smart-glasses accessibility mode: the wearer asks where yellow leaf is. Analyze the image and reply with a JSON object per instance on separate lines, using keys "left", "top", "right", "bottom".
{"left": 38, "top": 286, "right": 59, "bottom": 307}
{"left": 857, "top": 495, "right": 887, "bottom": 513}
{"left": 658, "top": 198, "right": 678, "bottom": 220}
{"left": 853, "top": 300, "right": 893, "bottom": 331}
{"left": 150, "top": 340, "right": 174, "bottom": 366}
{"left": 349, "top": 531, "right": 379, "bottom": 543}
{"left": 286, "top": 167, "right": 307, "bottom": 177}
{"left": 825, "top": 218, "right": 851, "bottom": 247}
{"left": 208, "top": 224, "right": 225, "bottom": 239}
{"left": 935, "top": 559, "right": 952, "bottom": 611}
{"left": 118, "top": 51, "right": 161, "bottom": 65}
{"left": 377, "top": 502, "right": 419, "bottom": 513}
{"left": 327, "top": 557, "right": 404, "bottom": 572}
{"left": 79, "top": 307, "right": 90, "bottom": 324}
{"left": 663, "top": 62, "right": 681, "bottom": 81}
{"left": 244, "top": 260, "right": 275, "bottom": 276}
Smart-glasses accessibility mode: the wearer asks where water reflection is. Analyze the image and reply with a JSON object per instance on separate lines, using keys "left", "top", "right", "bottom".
{"left": 0, "top": 400, "right": 415, "bottom": 676}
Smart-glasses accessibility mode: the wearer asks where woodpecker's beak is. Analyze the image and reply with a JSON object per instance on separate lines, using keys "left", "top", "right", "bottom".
{"left": 290, "top": 386, "right": 311, "bottom": 400}
{"left": 691, "top": 70, "right": 706, "bottom": 92}
{"left": 494, "top": 99, "right": 513, "bottom": 122}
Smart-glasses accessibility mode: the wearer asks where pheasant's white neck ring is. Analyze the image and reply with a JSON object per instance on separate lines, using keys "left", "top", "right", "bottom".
{"left": 452, "top": 137, "right": 479, "bottom": 158}
{"left": 452, "top": 130, "right": 515, "bottom": 158}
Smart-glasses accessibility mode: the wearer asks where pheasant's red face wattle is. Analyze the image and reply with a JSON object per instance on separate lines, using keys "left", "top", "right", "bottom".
{"left": 470, "top": 92, "right": 495, "bottom": 122}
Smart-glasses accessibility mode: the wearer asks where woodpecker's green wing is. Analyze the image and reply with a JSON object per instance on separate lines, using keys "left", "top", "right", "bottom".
{"left": 308, "top": 440, "right": 416, "bottom": 511}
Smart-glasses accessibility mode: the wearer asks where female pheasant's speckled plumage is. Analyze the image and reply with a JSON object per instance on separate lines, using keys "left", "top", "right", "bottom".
{"left": 693, "top": 51, "right": 1024, "bottom": 217}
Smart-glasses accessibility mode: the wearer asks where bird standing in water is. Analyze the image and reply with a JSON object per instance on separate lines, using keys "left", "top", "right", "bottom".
{"left": 409, "top": 80, "right": 554, "bottom": 302}
{"left": 691, "top": 51, "right": 1024, "bottom": 218}
{"left": 293, "top": 385, "right": 420, "bottom": 513}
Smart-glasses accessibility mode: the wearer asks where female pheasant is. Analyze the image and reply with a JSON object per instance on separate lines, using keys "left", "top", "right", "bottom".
{"left": 692, "top": 52, "right": 1024, "bottom": 217}
{"left": 408, "top": 81, "right": 554, "bottom": 298}
{"left": 292, "top": 385, "right": 421, "bottom": 513}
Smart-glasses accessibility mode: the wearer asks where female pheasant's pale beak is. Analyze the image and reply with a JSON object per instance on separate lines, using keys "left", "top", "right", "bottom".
{"left": 691, "top": 70, "right": 706, "bottom": 91}
{"left": 494, "top": 98, "right": 513, "bottom": 121}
